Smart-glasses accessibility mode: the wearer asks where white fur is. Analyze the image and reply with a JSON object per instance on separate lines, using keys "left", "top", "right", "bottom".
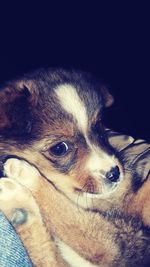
{"left": 0, "top": 179, "right": 20, "bottom": 200}
{"left": 55, "top": 84, "right": 88, "bottom": 133}
{"left": 4, "top": 159, "right": 39, "bottom": 188}
{"left": 85, "top": 150, "right": 116, "bottom": 176}
{"left": 56, "top": 238, "right": 99, "bottom": 267}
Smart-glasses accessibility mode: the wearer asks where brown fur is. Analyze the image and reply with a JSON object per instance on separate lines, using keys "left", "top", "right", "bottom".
{"left": 0, "top": 69, "right": 150, "bottom": 266}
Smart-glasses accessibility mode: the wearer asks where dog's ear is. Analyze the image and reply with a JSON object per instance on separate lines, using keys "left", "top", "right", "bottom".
{"left": 0, "top": 81, "right": 37, "bottom": 138}
{"left": 101, "top": 86, "right": 114, "bottom": 107}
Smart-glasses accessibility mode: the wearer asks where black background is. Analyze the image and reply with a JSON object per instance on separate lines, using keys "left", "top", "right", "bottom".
{"left": 0, "top": 2, "right": 149, "bottom": 141}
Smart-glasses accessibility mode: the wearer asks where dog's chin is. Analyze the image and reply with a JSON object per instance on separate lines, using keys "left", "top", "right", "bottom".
{"left": 72, "top": 182, "right": 120, "bottom": 209}
{"left": 81, "top": 182, "right": 119, "bottom": 199}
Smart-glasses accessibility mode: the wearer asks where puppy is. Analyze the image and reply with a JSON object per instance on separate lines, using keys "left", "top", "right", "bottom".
{"left": 0, "top": 68, "right": 125, "bottom": 266}
{"left": 0, "top": 68, "right": 123, "bottom": 209}
{"left": 1, "top": 69, "right": 150, "bottom": 266}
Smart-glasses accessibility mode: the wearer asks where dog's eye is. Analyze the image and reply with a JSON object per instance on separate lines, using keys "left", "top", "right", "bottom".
{"left": 49, "top": 142, "right": 69, "bottom": 157}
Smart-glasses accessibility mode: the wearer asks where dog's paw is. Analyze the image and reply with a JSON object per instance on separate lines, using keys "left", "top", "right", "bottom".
{"left": 0, "top": 178, "right": 41, "bottom": 226}
{"left": 4, "top": 158, "right": 40, "bottom": 189}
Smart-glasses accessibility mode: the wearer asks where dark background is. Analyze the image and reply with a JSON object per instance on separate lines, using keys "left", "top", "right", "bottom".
{"left": 0, "top": 2, "right": 149, "bottom": 141}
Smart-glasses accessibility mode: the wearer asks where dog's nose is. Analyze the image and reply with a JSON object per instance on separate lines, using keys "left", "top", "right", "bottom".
{"left": 106, "top": 166, "right": 120, "bottom": 182}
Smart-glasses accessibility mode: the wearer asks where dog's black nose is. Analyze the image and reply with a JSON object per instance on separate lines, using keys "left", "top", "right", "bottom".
{"left": 106, "top": 166, "right": 120, "bottom": 182}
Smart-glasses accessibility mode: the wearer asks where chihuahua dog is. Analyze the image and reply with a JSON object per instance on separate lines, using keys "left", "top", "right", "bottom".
{"left": 0, "top": 68, "right": 150, "bottom": 266}
{"left": 0, "top": 68, "right": 123, "bottom": 208}
{"left": 0, "top": 68, "right": 125, "bottom": 266}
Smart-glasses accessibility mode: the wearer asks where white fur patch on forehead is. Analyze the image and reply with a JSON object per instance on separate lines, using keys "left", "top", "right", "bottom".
{"left": 55, "top": 84, "right": 88, "bottom": 133}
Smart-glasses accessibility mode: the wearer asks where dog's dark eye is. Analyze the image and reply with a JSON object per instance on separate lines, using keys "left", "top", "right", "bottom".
{"left": 49, "top": 142, "right": 69, "bottom": 157}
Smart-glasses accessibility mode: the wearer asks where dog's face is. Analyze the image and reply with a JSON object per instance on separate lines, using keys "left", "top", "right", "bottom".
{"left": 0, "top": 69, "right": 123, "bottom": 207}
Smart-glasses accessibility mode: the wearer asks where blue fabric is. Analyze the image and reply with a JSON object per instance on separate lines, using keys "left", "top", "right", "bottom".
{"left": 0, "top": 211, "right": 32, "bottom": 267}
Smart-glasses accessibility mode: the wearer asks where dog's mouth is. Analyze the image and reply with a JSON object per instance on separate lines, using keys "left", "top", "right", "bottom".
{"left": 74, "top": 179, "right": 121, "bottom": 199}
